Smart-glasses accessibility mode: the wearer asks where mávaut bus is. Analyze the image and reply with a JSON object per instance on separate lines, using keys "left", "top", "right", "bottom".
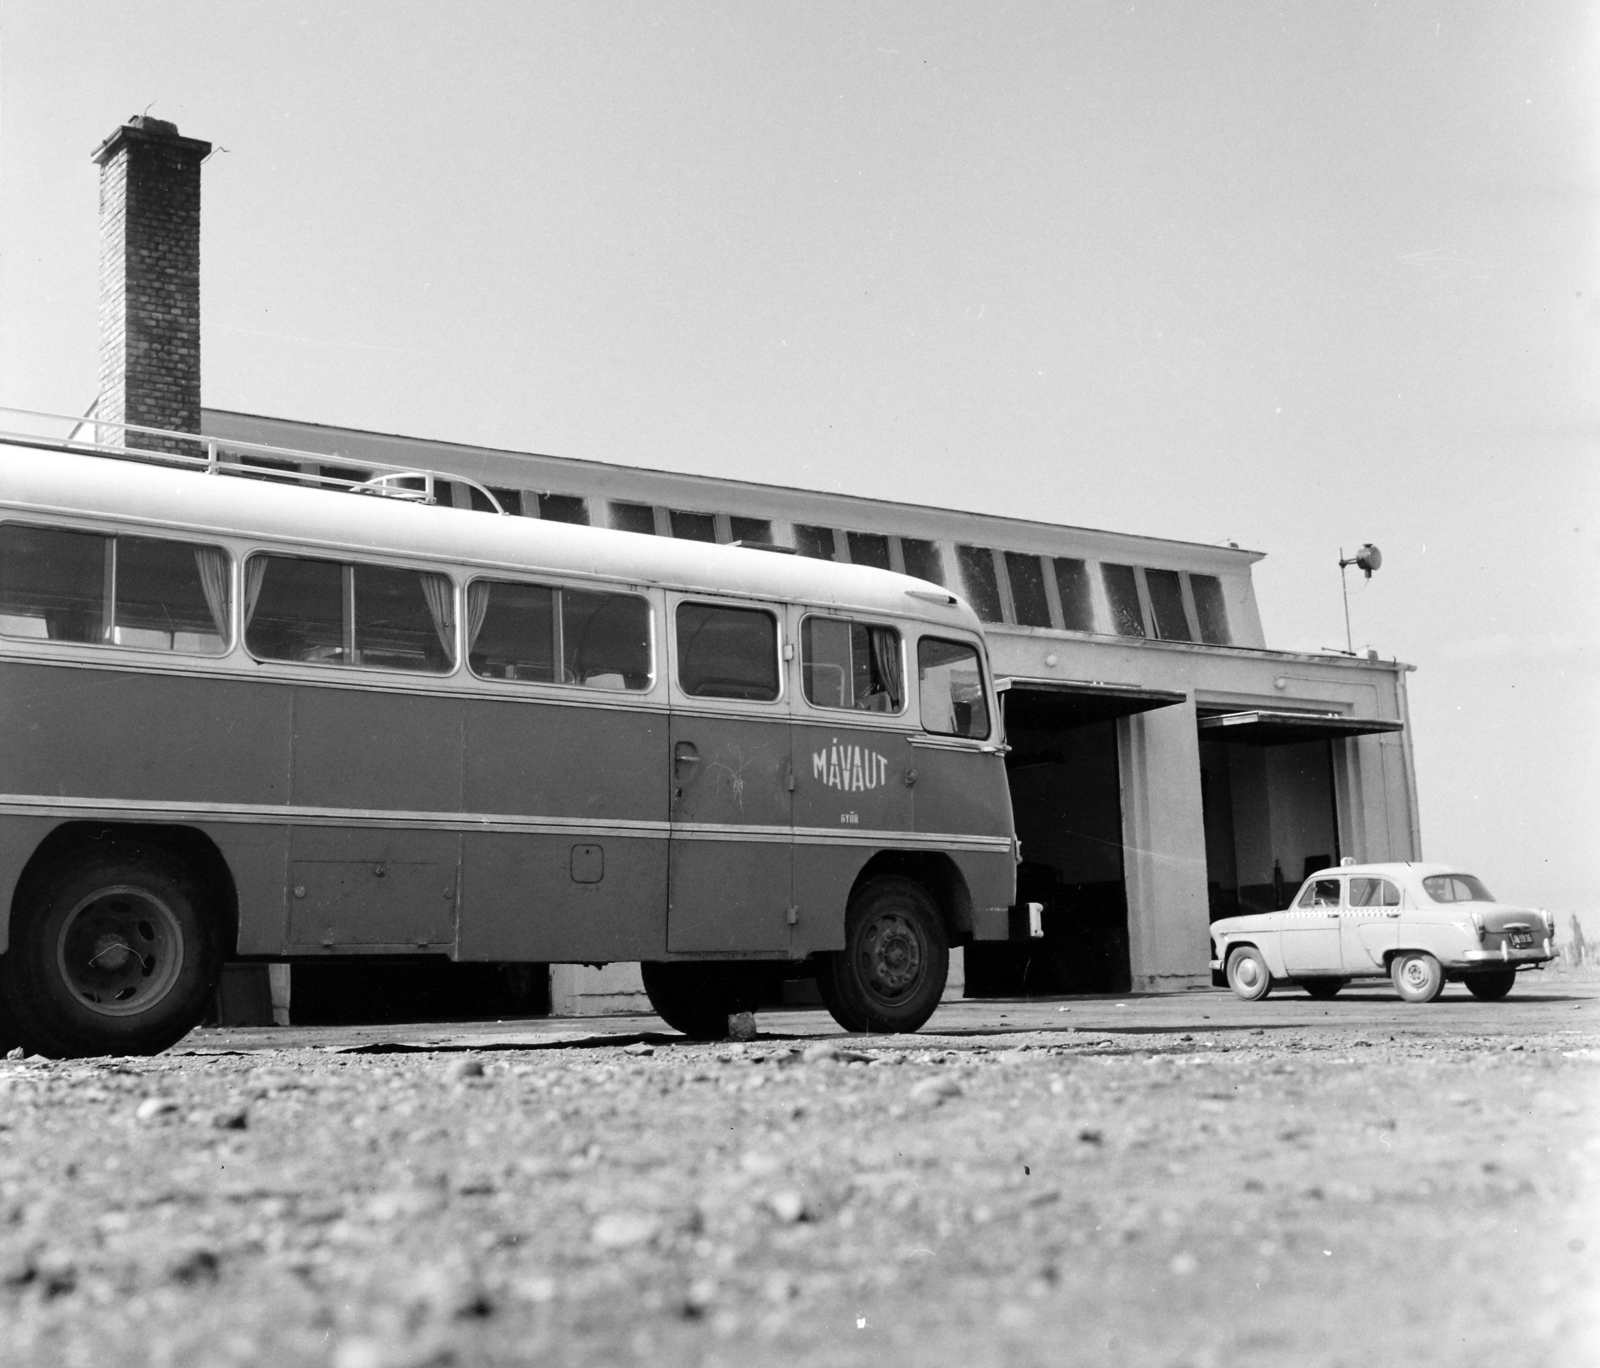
{"left": 0, "top": 422, "right": 1019, "bottom": 1057}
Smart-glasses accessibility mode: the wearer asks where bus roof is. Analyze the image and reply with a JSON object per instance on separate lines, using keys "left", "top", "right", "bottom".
{"left": 0, "top": 441, "right": 988, "bottom": 633}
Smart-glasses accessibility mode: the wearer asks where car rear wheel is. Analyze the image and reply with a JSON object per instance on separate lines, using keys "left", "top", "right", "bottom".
{"left": 1464, "top": 970, "right": 1516, "bottom": 1002}
{"left": 818, "top": 877, "right": 948, "bottom": 1034}
{"left": 1390, "top": 951, "right": 1445, "bottom": 1003}
{"left": 1225, "top": 946, "right": 1272, "bottom": 1001}
{"left": 1299, "top": 977, "right": 1346, "bottom": 1000}
{"left": 640, "top": 961, "right": 776, "bottom": 1040}
{"left": 0, "top": 844, "right": 223, "bottom": 1058}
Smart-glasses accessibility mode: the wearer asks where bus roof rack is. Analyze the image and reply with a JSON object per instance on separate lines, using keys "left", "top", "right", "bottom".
{"left": 0, "top": 405, "right": 510, "bottom": 515}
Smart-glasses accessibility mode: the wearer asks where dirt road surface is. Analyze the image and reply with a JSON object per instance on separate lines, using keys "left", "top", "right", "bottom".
{"left": 1, "top": 976, "right": 1596, "bottom": 1367}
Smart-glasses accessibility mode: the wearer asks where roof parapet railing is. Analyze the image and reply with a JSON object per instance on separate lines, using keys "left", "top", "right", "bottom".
{"left": 0, "top": 405, "right": 509, "bottom": 515}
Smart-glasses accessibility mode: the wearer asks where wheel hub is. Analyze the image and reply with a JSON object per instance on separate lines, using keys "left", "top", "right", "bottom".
{"left": 57, "top": 887, "right": 184, "bottom": 1018}
{"left": 858, "top": 912, "right": 923, "bottom": 1002}
{"left": 1234, "top": 958, "right": 1261, "bottom": 989}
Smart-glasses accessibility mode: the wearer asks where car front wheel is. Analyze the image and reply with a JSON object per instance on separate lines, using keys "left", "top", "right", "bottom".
{"left": 1464, "top": 970, "right": 1517, "bottom": 1002}
{"left": 1391, "top": 951, "right": 1445, "bottom": 1003}
{"left": 1225, "top": 945, "right": 1272, "bottom": 1001}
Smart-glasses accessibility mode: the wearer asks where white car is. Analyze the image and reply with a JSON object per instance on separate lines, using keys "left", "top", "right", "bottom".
{"left": 1210, "top": 862, "right": 1556, "bottom": 1004}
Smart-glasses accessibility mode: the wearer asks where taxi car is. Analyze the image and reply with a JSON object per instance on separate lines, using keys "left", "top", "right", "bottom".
{"left": 1210, "top": 861, "right": 1556, "bottom": 1003}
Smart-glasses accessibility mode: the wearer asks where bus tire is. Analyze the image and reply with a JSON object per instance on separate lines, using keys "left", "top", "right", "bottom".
{"left": 818, "top": 876, "right": 949, "bottom": 1034}
{"left": 1, "top": 844, "right": 223, "bottom": 1058}
{"left": 640, "top": 961, "right": 770, "bottom": 1041}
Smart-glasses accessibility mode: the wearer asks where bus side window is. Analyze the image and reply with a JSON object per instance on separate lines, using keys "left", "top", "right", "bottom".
{"left": 0, "top": 524, "right": 230, "bottom": 653}
{"left": 916, "top": 637, "right": 989, "bottom": 739}
{"left": 466, "top": 580, "right": 652, "bottom": 690}
{"left": 0, "top": 524, "right": 107, "bottom": 643}
{"left": 676, "top": 602, "right": 779, "bottom": 701}
{"left": 562, "top": 588, "right": 652, "bottom": 691}
{"left": 802, "top": 617, "right": 903, "bottom": 713}
{"left": 245, "top": 554, "right": 454, "bottom": 673}
{"left": 467, "top": 580, "right": 557, "bottom": 682}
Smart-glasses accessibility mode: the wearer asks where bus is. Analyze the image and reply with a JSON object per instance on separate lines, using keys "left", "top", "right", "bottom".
{"left": 0, "top": 422, "right": 1019, "bottom": 1057}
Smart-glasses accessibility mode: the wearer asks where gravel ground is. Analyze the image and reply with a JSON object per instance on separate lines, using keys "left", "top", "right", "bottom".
{"left": 1, "top": 979, "right": 1596, "bottom": 1368}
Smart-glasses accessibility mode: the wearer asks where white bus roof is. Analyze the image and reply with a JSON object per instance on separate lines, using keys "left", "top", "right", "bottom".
{"left": 0, "top": 442, "right": 988, "bottom": 633}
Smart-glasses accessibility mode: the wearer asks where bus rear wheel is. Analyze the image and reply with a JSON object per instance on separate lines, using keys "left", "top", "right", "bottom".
{"left": 0, "top": 844, "right": 223, "bottom": 1058}
{"left": 818, "top": 876, "right": 948, "bottom": 1034}
{"left": 640, "top": 961, "right": 773, "bottom": 1040}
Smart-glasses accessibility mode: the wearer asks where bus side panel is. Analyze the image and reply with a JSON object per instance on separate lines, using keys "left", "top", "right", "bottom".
{"left": 909, "top": 747, "right": 1014, "bottom": 843}
{"left": 458, "top": 696, "right": 669, "bottom": 960}
{"left": 955, "top": 848, "right": 1017, "bottom": 940}
{"left": 211, "top": 822, "right": 291, "bottom": 956}
{"left": 285, "top": 826, "right": 459, "bottom": 949}
{"left": 291, "top": 685, "right": 464, "bottom": 814}
{"left": 0, "top": 816, "right": 58, "bottom": 955}
{"left": 790, "top": 842, "right": 860, "bottom": 953}
{"left": 456, "top": 832, "right": 668, "bottom": 961}
{"left": 0, "top": 661, "right": 291, "bottom": 804}
{"left": 461, "top": 698, "right": 668, "bottom": 822}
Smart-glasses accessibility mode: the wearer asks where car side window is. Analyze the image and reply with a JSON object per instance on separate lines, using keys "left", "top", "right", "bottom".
{"left": 1350, "top": 877, "right": 1401, "bottom": 907}
{"left": 1296, "top": 878, "right": 1340, "bottom": 908}
{"left": 676, "top": 602, "right": 780, "bottom": 701}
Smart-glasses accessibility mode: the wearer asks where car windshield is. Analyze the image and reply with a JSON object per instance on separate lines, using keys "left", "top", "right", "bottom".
{"left": 1422, "top": 873, "right": 1496, "bottom": 904}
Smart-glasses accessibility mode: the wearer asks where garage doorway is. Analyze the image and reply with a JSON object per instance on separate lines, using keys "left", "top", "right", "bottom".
{"left": 1198, "top": 709, "right": 1404, "bottom": 920}
{"left": 966, "top": 680, "right": 1183, "bottom": 996}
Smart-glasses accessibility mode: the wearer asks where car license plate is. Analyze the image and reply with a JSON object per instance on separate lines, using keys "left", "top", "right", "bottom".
{"left": 1510, "top": 933, "right": 1534, "bottom": 948}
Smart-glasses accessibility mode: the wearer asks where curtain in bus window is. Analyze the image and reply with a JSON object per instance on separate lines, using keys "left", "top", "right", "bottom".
{"left": 0, "top": 524, "right": 106, "bottom": 643}
{"left": 245, "top": 556, "right": 345, "bottom": 663}
{"left": 353, "top": 565, "right": 455, "bottom": 672}
{"left": 562, "top": 589, "right": 651, "bottom": 690}
{"left": 1144, "top": 569, "right": 1192, "bottom": 641}
{"left": 193, "top": 547, "right": 231, "bottom": 641}
{"left": 868, "top": 626, "right": 903, "bottom": 710}
{"left": 465, "top": 580, "right": 492, "bottom": 653}
{"left": 419, "top": 575, "right": 456, "bottom": 658}
{"left": 917, "top": 637, "right": 989, "bottom": 739}
{"left": 243, "top": 556, "right": 268, "bottom": 628}
{"left": 467, "top": 580, "right": 555, "bottom": 681}
{"left": 1100, "top": 564, "right": 1146, "bottom": 637}
{"left": 113, "top": 536, "right": 229, "bottom": 653}
{"left": 676, "top": 602, "right": 779, "bottom": 701}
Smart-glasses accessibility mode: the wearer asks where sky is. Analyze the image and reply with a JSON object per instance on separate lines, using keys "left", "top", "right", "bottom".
{"left": 2, "top": 2, "right": 1597, "bottom": 918}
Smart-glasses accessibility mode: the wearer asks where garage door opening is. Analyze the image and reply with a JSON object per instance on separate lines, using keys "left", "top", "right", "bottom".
{"left": 1199, "top": 709, "right": 1404, "bottom": 920}
{"left": 966, "top": 680, "right": 1183, "bottom": 997}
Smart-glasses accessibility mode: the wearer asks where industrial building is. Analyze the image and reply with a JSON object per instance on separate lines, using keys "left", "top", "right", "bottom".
{"left": 26, "top": 116, "right": 1423, "bottom": 1017}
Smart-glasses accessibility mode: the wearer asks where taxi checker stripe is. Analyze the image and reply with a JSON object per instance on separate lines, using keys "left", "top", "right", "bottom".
{"left": 0, "top": 794, "right": 1013, "bottom": 854}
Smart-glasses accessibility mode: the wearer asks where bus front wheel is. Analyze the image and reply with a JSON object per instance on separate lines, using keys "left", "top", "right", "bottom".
{"left": 818, "top": 876, "right": 949, "bottom": 1034}
{"left": 0, "top": 844, "right": 223, "bottom": 1058}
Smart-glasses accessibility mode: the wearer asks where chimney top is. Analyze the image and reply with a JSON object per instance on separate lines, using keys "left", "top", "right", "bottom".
{"left": 92, "top": 115, "right": 211, "bottom": 166}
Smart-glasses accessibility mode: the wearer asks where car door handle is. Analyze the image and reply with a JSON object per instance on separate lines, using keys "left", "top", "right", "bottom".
{"left": 673, "top": 742, "right": 700, "bottom": 772}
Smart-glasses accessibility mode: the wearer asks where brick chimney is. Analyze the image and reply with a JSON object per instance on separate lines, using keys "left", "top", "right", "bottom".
{"left": 91, "top": 116, "right": 211, "bottom": 452}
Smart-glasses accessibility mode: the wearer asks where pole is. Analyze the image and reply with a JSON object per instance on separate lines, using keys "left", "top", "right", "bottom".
{"left": 1339, "top": 548, "right": 1354, "bottom": 654}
